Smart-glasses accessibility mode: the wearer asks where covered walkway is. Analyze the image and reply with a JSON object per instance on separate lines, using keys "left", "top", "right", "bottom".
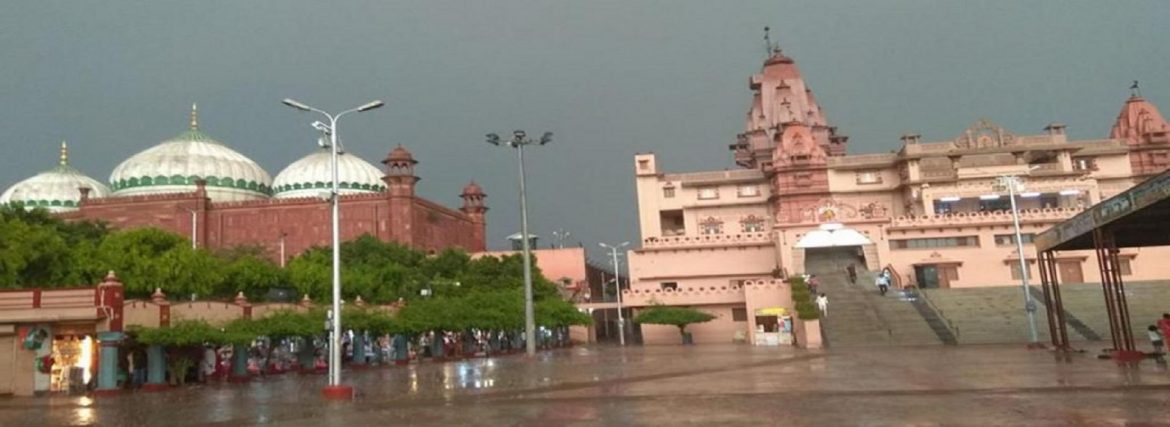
{"left": 1035, "top": 169, "right": 1170, "bottom": 360}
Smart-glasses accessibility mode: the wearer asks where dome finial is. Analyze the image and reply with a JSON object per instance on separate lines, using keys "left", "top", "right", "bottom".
{"left": 189, "top": 103, "right": 199, "bottom": 130}
{"left": 59, "top": 141, "right": 69, "bottom": 166}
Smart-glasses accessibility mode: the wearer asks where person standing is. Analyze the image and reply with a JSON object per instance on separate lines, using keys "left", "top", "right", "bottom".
{"left": 807, "top": 275, "right": 820, "bottom": 296}
{"left": 845, "top": 264, "right": 857, "bottom": 285}
{"left": 1148, "top": 325, "right": 1165, "bottom": 359}
{"left": 816, "top": 293, "right": 829, "bottom": 317}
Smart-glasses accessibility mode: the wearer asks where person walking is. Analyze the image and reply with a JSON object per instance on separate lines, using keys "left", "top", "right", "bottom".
{"left": 875, "top": 273, "right": 890, "bottom": 296}
{"left": 846, "top": 264, "right": 857, "bottom": 285}
{"left": 807, "top": 275, "right": 820, "bottom": 296}
{"left": 816, "top": 293, "right": 829, "bottom": 317}
{"left": 1157, "top": 314, "right": 1170, "bottom": 351}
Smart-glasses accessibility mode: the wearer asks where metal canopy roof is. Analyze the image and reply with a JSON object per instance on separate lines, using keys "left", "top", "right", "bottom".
{"left": 1035, "top": 169, "right": 1170, "bottom": 252}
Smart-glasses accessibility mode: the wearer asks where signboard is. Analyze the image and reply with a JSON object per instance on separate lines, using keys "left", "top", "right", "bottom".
{"left": 1131, "top": 173, "right": 1170, "bottom": 211}
{"left": 1036, "top": 169, "right": 1170, "bottom": 251}
{"left": 1092, "top": 193, "right": 1133, "bottom": 225}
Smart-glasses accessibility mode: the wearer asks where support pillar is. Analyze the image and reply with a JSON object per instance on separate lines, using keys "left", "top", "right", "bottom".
{"left": 298, "top": 337, "right": 317, "bottom": 374}
{"left": 431, "top": 332, "right": 445, "bottom": 361}
{"left": 93, "top": 332, "right": 123, "bottom": 396}
{"left": 1093, "top": 228, "right": 1141, "bottom": 362}
{"left": 142, "top": 344, "right": 168, "bottom": 391}
{"left": 352, "top": 332, "right": 367, "bottom": 368}
{"left": 391, "top": 334, "right": 409, "bottom": 366}
{"left": 229, "top": 344, "right": 250, "bottom": 382}
{"left": 1038, "top": 251, "right": 1070, "bottom": 350}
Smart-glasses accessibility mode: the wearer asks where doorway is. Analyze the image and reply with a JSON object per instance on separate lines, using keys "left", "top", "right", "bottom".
{"left": 915, "top": 265, "right": 939, "bottom": 288}
{"left": 1058, "top": 260, "right": 1084, "bottom": 284}
{"left": 803, "top": 246, "right": 865, "bottom": 274}
{"left": 915, "top": 264, "right": 957, "bottom": 288}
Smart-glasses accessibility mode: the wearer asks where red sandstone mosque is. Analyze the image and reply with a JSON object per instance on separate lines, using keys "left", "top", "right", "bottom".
{"left": 0, "top": 106, "right": 488, "bottom": 259}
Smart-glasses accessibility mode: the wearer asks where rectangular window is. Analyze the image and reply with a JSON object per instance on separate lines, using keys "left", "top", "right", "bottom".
{"left": 855, "top": 170, "right": 882, "bottom": 185}
{"left": 663, "top": 187, "right": 675, "bottom": 198}
{"left": 1072, "top": 157, "right": 1097, "bottom": 171}
{"left": 731, "top": 308, "right": 748, "bottom": 322}
{"left": 1119, "top": 258, "right": 1133, "bottom": 276}
{"left": 1008, "top": 262, "right": 1034, "bottom": 280}
{"left": 660, "top": 282, "right": 678, "bottom": 291}
{"left": 701, "top": 221, "right": 723, "bottom": 235}
{"left": 737, "top": 185, "right": 759, "bottom": 197}
{"left": 697, "top": 187, "right": 719, "bottom": 200}
{"left": 994, "top": 234, "right": 1036, "bottom": 247}
{"left": 742, "top": 220, "right": 766, "bottom": 233}
{"left": 890, "top": 236, "right": 980, "bottom": 250}
{"left": 638, "top": 159, "right": 649, "bottom": 170}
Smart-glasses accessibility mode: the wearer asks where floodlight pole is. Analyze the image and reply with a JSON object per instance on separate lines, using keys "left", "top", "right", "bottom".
{"left": 283, "top": 98, "right": 383, "bottom": 399}
{"left": 1001, "top": 174, "right": 1039, "bottom": 343}
{"left": 600, "top": 242, "right": 629, "bottom": 346}
{"left": 486, "top": 130, "right": 552, "bottom": 356}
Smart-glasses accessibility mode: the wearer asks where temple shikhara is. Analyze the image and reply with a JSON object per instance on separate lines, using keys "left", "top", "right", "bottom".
{"left": 627, "top": 44, "right": 1170, "bottom": 345}
{"left": 0, "top": 105, "right": 488, "bottom": 260}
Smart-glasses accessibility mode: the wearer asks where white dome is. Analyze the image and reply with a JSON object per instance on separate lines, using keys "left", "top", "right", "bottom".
{"left": 108, "top": 106, "right": 272, "bottom": 202}
{"left": 1, "top": 143, "right": 111, "bottom": 212}
{"left": 272, "top": 148, "right": 386, "bottom": 198}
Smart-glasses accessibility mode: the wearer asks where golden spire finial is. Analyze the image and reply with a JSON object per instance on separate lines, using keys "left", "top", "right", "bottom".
{"left": 59, "top": 141, "right": 69, "bottom": 166}
{"left": 189, "top": 103, "right": 199, "bottom": 130}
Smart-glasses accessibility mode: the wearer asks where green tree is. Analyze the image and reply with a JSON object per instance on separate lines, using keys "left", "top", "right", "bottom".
{"left": 634, "top": 306, "right": 716, "bottom": 344}
{"left": 223, "top": 255, "right": 287, "bottom": 300}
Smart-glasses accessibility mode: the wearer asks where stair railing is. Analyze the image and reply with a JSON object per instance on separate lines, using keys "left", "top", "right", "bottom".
{"left": 917, "top": 287, "right": 960, "bottom": 339}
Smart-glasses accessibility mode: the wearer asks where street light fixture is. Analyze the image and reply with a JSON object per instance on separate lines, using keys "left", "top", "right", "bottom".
{"left": 485, "top": 129, "right": 553, "bottom": 356}
{"left": 282, "top": 97, "right": 384, "bottom": 399}
{"left": 599, "top": 241, "right": 629, "bottom": 346}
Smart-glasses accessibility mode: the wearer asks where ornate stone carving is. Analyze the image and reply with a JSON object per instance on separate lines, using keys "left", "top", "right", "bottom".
{"left": 954, "top": 119, "right": 1018, "bottom": 149}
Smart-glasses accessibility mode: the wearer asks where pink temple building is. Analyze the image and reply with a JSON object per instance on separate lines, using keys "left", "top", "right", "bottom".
{"left": 627, "top": 47, "right": 1170, "bottom": 345}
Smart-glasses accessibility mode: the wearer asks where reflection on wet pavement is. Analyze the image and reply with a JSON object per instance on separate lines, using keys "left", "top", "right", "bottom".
{"left": 3, "top": 344, "right": 1170, "bottom": 425}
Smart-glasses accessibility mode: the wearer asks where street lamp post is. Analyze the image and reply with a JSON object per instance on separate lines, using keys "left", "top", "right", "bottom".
{"left": 997, "top": 174, "right": 1039, "bottom": 344}
{"left": 282, "top": 97, "right": 384, "bottom": 399}
{"left": 599, "top": 242, "right": 629, "bottom": 346}
{"left": 486, "top": 130, "right": 552, "bottom": 356}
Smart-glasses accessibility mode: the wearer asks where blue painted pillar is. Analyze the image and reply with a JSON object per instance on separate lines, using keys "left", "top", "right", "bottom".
{"left": 391, "top": 334, "right": 408, "bottom": 364}
{"left": 143, "top": 345, "right": 167, "bottom": 390}
{"left": 94, "top": 332, "right": 123, "bottom": 395}
{"left": 230, "top": 344, "right": 249, "bottom": 382}
{"left": 297, "top": 337, "right": 316, "bottom": 373}
{"left": 431, "top": 333, "right": 445, "bottom": 360}
{"left": 352, "top": 332, "right": 367, "bottom": 366}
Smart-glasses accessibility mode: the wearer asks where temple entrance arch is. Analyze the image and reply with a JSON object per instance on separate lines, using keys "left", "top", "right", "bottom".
{"left": 795, "top": 223, "right": 874, "bottom": 274}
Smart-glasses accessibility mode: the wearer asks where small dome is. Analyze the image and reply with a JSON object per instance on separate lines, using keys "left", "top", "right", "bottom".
{"left": 1, "top": 142, "right": 111, "bottom": 212}
{"left": 108, "top": 105, "right": 272, "bottom": 202}
{"left": 385, "top": 145, "right": 416, "bottom": 164}
{"left": 461, "top": 181, "right": 484, "bottom": 196}
{"left": 272, "top": 147, "right": 386, "bottom": 198}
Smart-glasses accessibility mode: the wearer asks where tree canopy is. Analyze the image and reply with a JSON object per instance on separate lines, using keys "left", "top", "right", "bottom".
{"left": 634, "top": 306, "right": 715, "bottom": 334}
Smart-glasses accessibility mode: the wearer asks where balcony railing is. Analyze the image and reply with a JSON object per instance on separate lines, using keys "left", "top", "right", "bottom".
{"left": 888, "top": 207, "right": 1084, "bottom": 228}
{"left": 642, "top": 232, "right": 771, "bottom": 249}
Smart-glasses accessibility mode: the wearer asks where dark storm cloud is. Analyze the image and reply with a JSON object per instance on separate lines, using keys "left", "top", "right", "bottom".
{"left": 1, "top": 1, "right": 1167, "bottom": 267}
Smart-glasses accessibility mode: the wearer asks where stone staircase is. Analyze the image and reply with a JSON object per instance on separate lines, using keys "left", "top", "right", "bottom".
{"left": 920, "top": 281, "right": 1170, "bottom": 345}
{"left": 920, "top": 287, "right": 1055, "bottom": 344}
{"left": 806, "top": 254, "right": 944, "bottom": 347}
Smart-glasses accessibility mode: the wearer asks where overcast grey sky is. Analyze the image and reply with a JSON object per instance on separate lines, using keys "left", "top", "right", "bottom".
{"left": 1, "top": 1, "right": 1167, "bottom": 264}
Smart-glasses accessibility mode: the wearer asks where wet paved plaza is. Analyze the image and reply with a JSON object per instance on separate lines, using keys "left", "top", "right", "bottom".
{"left": 3, "top": 343, "right": 1170, "bottom": 426}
